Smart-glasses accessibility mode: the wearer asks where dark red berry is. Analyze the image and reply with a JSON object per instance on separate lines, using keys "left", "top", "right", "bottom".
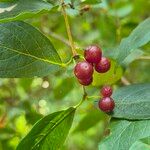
{"left": 98, "top": 97, "right": 115, "bottom": 112}
{"left": 74, "top": 61, "right": 93, "bottom": 79}
{"left": 101, "top": 85, "right": 113, "bottom": 97}
{"left": 78, "top": 77, "right": 93, "bottom": 86}
{"left": 84, "top": 45, "right": 102, "bottom": 64}
{"left": 95, "top": 57, "right": 111, "bottom": 73}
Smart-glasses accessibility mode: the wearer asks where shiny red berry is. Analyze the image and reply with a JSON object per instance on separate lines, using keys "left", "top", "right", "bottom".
{"left": 84, "top": 45, "right": 102, "bottom": 64}
{"left": 98, "top": 97, "right": 115, "bottom": 112}
{"left": 95, "top": 57, "right": 111, "bottom": 73}
{"left": 78, "top": 77, "right": 93, "bottom": 86}
{"left": 101, "top": 85, "right": 113, "bottom": 97}
{"left": 74, "top": 61, "right": 93, "bottom": 79}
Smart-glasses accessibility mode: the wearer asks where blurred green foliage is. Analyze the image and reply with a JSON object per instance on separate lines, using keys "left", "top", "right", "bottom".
{"left": 0, "top": 0, "right": 149, "bottom": 149}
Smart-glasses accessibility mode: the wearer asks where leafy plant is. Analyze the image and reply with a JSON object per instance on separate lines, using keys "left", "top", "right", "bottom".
{"left": 0, "top": 0, "right": 149, "bottom": 150}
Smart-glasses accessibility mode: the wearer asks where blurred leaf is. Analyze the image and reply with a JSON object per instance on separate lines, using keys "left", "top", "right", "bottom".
{"left": 66, "top": 8, "right": 80, "bottom": 17}
{"left": 82, "top": 0, "right": 101, "bottom": 5}
{"left": 0, "top": 21, "right": 62, "bottom": 77}
{"left": 97, "top": 15, "right": 117, "bottom": 46}
{"left": 112, "top": 83, "right": 150, "bottom": 120}
{"left": 20, "top": 100, "right": 42, "bottom": 124}
{"left": 0, "top": 128, "right": 15, "bottom": 140}
{"left": 109, "top": 5, "right": 133, "bottom": 18}
{"left": 46, "top": 0, "right": 59, "bottom": 5}
{"left": 115, "top": 18, "right": 150, "bottom": 65}
{"left": 54, "top": 77, "right": 74, "bottom": 100}
{"left": 16, "top": 107, "right": 75, "bottom": 150}
{"left": 0, "top": 0, "right": 53, "bottom": 23}
{"left": 25, "top": 112, "right": 42, "bottom": 125}
{"left": 73, "top": 108, "right": 106, "bottom": 133}
{"left": 93, "top": 60, "right": 123, "bottom": 86}
{"left": 18, "top": 79, "right": 33, "bottom": 91}
{"left": 129, "top": 137, "right": 150, "bottom": 150}
{"left": 125, "top": 59, "right": 150, "bottom": 83}
{"left": 15, "top": 115, "right": 29, "bottom": 136}
{"left": 99, "top": 120, "right": 150, "bottom": 150}
{"left": 8, "top": 136, "right": 20, "bottom": 150}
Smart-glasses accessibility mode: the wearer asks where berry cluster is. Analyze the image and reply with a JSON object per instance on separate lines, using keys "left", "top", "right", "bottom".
{"left": 74, "top": 45, "right": 111, "bottom": 86}
{"left": 98, "top": 86, "right": 115, "bottom": 112}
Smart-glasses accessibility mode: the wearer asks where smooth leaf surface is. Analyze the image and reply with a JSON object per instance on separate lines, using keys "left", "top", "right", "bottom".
{"left": 17, "top": 107, "right": 76, "bottom": 150}
{"left": 99, "top": 120, "right": 150, "bottom": 150}
{"left": 0, "top": 0, "right": 53, "bottom": 23}
{"left": 121, "top": 49, "right": 144, "bottom": 66}
{"left": 115, "top": 18, "right": 150, "bottom": 65}
{"left": 111, "top": 83, "right": 150, "bottom": 120}
{"left": 0, "top": 21, "right": 62, "bottom": 77}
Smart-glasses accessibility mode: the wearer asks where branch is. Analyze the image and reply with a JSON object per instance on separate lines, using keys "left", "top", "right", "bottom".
{"left": 60, "top": 0, "right": 77, "bottom": 56}
{"left": 42, "top": 27, "right": 70, "bottom": 47}
{"left": 75, "top": 86, "right": 87, "bottom": 108}
{"left": 136, "top": 56, "right": 150, "bottom": 60}
{"left": 121, "top": 76, "right": 131, "bottom": 85}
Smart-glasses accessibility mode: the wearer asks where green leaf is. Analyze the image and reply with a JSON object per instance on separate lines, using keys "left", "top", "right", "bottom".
{"left": 0, "top": 128, "right": 15, "bottom": 140}
{"left": 0, "top": 21, "right": 62, "bottom": 78}
{"left": 92, "top": 60, "right": 123, "bottom": 86}
{"left": 99, "top": 120, "right": 150, "bottom": 150}
{"left": 17, "top": 107, "right": 76, "bottom": 150}
{"left": 115, "top": 18, "right": 150, "bottom": 65}
{"left": 109, "top": 5, "right": 133, "bottom": 18}
{"left": 19, "top": 78, "right": 33, "bottom": 91}
{"left": 112, "top": 83, "right": 150, "bottom": 120}
{"left": 129, "top": 137, "right": 150, "bottom": 150}
{"left": 0, "top": 0, "right": 53, "bottom": 23}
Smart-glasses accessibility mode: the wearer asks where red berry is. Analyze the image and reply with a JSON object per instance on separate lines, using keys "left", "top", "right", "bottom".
{"left": 84, "top": 45, "right": 102, "bottom": 64}
{"left": 95, "top": 57, "right": 111, "bottom": 73}
{"left": 98, "top": 97, "right": 115, "bottom": 112}
{"left": 78, "top": 77, "right": 93, "bottom": 86}
{"left": 101, "top": 85, "right": 113, "bottom": 97}
{"left": 74, "top": 61, "right": 93, "bottom": 79}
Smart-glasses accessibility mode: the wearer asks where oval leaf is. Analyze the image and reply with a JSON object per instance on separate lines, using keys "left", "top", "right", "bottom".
{"left": 115, "top": 18, "right": 150, "bottom": 65}
{"left": 121, "top": 49, "right": 144, "bottom": 66}
{"left": 111, "top": 83, "right": 150, "bottom": 120}
{"left": 0, "top": 0, "right": 53, "bottom": 23}
{"left": 0, "top": 21, "right": 62, "bottom": 77}
{"left": 99, "top": 120, "right": 150, "bottom": 150}
{"left": 17, "top": 107, "right": 76, "bottom": 150}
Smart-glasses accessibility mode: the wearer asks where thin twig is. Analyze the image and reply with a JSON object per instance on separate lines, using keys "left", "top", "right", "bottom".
{"left": 43, "top": 27, "right": 71, "bottom": 47}
{"left": 0, "top": 113, "right": 7, "bottom": 128}
{"left": 74, "top": 86, "right": 87, "bottom": 108}
{"left": 60, "top": 0, "right": 77, "bottom": 56}
{"left": 40, "top": 16, "right": 71, "bottom": 47}
{"left": 87, "top": 95, "right": 101, "bottom": 99}
{"left": 121, "top": 76, "right": 131, "bottom": 85}
{"left": 136, "top": 56, "right": 150, "bottom": 60}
